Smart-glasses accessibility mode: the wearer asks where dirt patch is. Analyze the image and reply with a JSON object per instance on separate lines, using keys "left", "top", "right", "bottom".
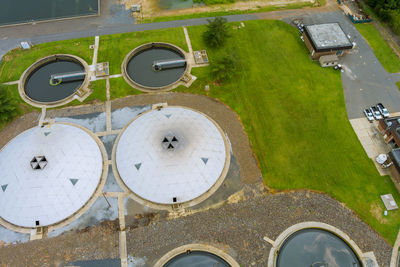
{"left": 0, "top": 220, "right": 119, "bottom": 267}
{"left": 0, "top": 111, "right": 39, "bottom": 149}
{"left": 370, "top": 202, "right": 390, "bottom": 224}
{"left": 136, "top": 0, "right": 314, "bottom": 20}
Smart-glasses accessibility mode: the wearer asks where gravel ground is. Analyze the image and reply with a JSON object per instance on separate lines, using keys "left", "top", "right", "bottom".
{"left": 0, "top": 189, "right": 391, "bottom": 266}
{"left": 0, "top": 92, "right": 392, "bottom": 266}
{"left": 0, "top": 220, "right": 119, "bottom": 267}
{"left": 126, "top": 189, "right": 392, "bottom": 267}
{"left": 0, "top": 112, "right": 39, "bottom": 149}
{"left": 112, "top": 92, "right": 263, "bottom": 184}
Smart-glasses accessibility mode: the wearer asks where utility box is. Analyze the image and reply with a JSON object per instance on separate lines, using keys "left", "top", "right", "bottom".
{"left": 319, "top": 55, "right": 339, "bottom": 67}
{"left": 20, "top": 41, "right": 31, "bottom": 50}
{"left": 131, "top": 5, "right": 141, "bottom": 12}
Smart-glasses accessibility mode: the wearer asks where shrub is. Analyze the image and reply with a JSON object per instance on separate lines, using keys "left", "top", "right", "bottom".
{"left": 210, "top": 54, "right": 240, "bottom": 82}
{"left": 0, "top": 85, "right": 19, "bottom": 123}
{"left": 202, "top": 17, "right": 231, "bottom": 47}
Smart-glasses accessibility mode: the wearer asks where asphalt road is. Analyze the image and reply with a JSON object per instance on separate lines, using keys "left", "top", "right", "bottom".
{"left": 284, "top": 12, "right": 400, "bottom": 119}
{"left": 1, "top": 3, "right": 400, "bottom": 120}
{"left": 0, "top": 12, "right": 257, "bottom": 62}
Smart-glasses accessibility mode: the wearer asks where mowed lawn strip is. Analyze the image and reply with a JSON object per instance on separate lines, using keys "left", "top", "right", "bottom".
{"left": 109, "top": 77, "right": 142, "bottom": 100}
{"left": 181, "top": 20, "right": 400, "bottom": 244}
{"left": 356, "top": 23, "right": 400, "bottom": 73}
{"left": 97, "top": 28, "right": 188, "bottom": 76}
{"left": 0, "top": 38, "right": 94, "bottom": 83}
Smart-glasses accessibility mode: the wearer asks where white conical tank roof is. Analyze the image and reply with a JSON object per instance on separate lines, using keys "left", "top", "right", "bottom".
{"left": 0, "top": 123, "right": 103, "bottom": 228}
{"left": 115, "top": 107, "right": 229, "bottom": 205}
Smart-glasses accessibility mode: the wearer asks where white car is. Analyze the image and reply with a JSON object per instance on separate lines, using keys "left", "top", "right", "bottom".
{"left": 363, "top": 108, "right": 374, "bottom": 122}
{"left": 370, "top": 106, "right": 382, "bottom": 120}
{"left": 377, "top": 103, "right": 390, "bottom": 118}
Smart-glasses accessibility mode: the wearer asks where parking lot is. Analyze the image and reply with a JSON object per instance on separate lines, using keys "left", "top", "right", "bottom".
{"left": 285, "top": 11, "right": 400, "bottom": 119}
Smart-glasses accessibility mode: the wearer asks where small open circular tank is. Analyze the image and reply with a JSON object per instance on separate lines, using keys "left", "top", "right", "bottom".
{"left": 154, "top": 244, "right": 239, "bottom": 267}
{"left": 276, "top": 228, "right": 361, "bottom": 267}
{"left": 122, "top": 43, "right": 189, "bottom": 91}
{"left": 19, "top": 54, "right": 89, "bottom": 107}
{"left": 164, "top": 251, "right": 231, "bottom": 267}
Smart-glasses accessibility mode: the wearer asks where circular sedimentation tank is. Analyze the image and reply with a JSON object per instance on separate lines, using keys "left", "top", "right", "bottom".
{"left": 19, "top": 54, "right": 89, "bottom": 107}
{"left": 276, "top": 228, "right": 361, "bottom": 267}
{"left": 154, "top": 244, "right": 239, "bottom": 267}
{"left": 163, "top": 251, "right": 231, "bottom": 267}
{"left": 113, "top": 106, "right": 230, "bottom": 209}
{"left": 122, "top": 43, "right": 189, "bottom": 91}
{"left": 0, "top": 123, "right": 105, "bottom": 228}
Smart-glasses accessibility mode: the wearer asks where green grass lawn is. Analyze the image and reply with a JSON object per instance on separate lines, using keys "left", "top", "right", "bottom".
{"left": 178, "top": 20, "right": 400, "bottom": 244}
{"left": 0, "top": 38, "right": 94, "bottom": 83}
{"left": 0, "top": 20, "right": 399, "bottom": 244}
{"left": 356, "top": 23, "right": 400, "bottom": 73}
{"left": 0, "top": 84, "right": 36, "bottom": 132}
{"left": 97, "top": 28, "right": 188, "bottom": 76}
{"left": 109, "top": 77, "right": 142, "bottom": 100}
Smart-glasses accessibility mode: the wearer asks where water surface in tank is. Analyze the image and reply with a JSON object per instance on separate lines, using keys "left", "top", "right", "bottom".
{"left": 25, "top": 60, "right": 84, "bottom": 103}
{"left": 126, "top": 47, "right": 186, "bottom": 88}
{"left": 164, "top": 251, "right": 231, "bottom": 267}
{"left": 276, "top": 229, "right": 361, "bottom": 267}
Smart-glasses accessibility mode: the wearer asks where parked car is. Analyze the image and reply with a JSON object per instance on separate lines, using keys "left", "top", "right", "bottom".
{"left": 370, "top": 106, "right": 383, "bottom": 120}
{"left": 363, "top": 108, "right": 374, "bottom": 122}
{"left": 377, "top": 103, "right": 390, "bottom": 118}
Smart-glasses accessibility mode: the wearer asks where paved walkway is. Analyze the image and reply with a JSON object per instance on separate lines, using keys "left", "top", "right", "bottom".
{"left": 349, "top": 117, "right": 391, "bottom": 175}
{"left": 280, "top": 11, "right": 400, "bottom": 119}
{"left": 0, "top": 0, "right": 339, "bottom": 62}
{"left": 1, "top": 0, "right": 400, "bottom": 264}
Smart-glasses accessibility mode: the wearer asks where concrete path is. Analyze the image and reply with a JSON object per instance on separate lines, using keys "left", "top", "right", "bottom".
{"left": 0, "top": 0, "right": 340, "bottom": 62}
{"left": 1, "top": 1, "right": 397, "bottom": 121}
{"left": 349, "top": 117, "right": 391, "bottom": 176}
{"left": 282, "top": 11, "right": 400, "bottom": 119}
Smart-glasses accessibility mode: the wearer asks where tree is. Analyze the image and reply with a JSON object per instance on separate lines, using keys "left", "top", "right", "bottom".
{"left": 0, "top": 85, "right": 19, "bottom": 123}
{"left": 203, "top": 17, "right": 231, "bottom": 48}
{"left": 210, "top": 54, "right": 240, "bottom": 82}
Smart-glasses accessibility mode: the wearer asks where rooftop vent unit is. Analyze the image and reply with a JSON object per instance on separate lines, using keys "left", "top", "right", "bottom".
{"left": 30, "top": 156, "right": 48, "bottom": 170}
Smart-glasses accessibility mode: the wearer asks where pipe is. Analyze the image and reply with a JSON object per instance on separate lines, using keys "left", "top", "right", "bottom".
{"left": 49, "top": 71, "right": 85, "bottom": 85}
{"left": 152, "top": 59, "right": 186, "bottom": 71}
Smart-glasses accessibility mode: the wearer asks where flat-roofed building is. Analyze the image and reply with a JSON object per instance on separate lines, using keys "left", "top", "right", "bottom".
{"left": 302, "top": 23, "right": 353, "bottom": 60}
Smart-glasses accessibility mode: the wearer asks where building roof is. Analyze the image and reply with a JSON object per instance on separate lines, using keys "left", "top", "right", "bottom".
{"left": 389, "top": 148, "right": 400, "bottom": 173}
{"left": 304, "top": 23, "right": 353, "bottom": 52}
{"left": 115, "top": 107, "right": 229, "bottom": 205}
{"left": 0, "top": 123, "right": 103, "bottom": 228}
{"left": 382, "top": 116, "right": 400, "bottom": 144}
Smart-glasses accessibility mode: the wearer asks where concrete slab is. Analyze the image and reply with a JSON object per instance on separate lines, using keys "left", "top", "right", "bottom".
{"left": 350, "top": 118, "right": 391, "bottom": 175}
{"left": 381, "top": 194, "right": 399, "bottom": 211}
